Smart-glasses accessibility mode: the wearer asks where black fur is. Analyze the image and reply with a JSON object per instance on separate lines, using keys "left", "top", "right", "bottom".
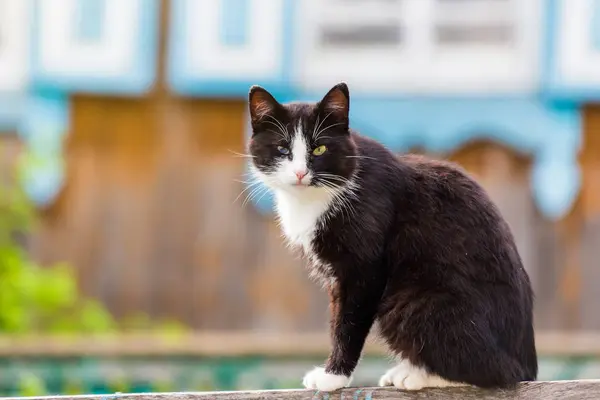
{"left": 247, "top": 83, "right": 538, "bottom": 388}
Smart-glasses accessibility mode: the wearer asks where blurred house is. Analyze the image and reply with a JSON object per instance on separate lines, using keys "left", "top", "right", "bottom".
{"left": 0, "top": 0, "right": 599, "bottom": 332}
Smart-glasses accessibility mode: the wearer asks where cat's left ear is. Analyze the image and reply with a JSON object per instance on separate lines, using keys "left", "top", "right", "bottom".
{"left": 248, "top": 85, "right": 281, "bottom": 126}
{"left": 319, "top": 82, "right": 350, "bottom": 128}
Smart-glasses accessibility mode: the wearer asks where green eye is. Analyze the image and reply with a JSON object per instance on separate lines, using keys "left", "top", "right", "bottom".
{"left": 313, "top": 145, "right": 327, "bottom": 156}
{"left": 277, "top": 146, "right": 290, "bottom": 155}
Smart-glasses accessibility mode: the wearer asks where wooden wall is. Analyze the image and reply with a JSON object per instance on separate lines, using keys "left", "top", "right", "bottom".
{"left": 579, "top": 106, "right": 600, "bottom": 330}
{"left": 12, "top": 100, "right": 597, "bottom": 332}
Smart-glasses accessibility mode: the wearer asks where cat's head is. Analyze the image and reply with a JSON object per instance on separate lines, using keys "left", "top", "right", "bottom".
{"left": 247, "top": 83, "right": 358, "bottom": 192}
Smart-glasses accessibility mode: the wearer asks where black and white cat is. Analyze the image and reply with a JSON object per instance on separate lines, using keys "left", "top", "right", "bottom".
{"left": 246, "top": 83, "right": 538, "bottom": 392}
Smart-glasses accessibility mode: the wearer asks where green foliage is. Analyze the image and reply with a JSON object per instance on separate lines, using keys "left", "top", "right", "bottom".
{"left": 0, "top": 148, "right": 189, "bottom": 336}
{"left": 17, "top": 373, "right": 48, "bottom": 397}
{"left": 0, "top": 172, "right": 117, "bottom": 334}
{"left": 0, "top": 147, "right": 194, "bottom": 396}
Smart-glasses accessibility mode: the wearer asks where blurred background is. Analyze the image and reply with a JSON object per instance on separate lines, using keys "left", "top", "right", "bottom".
{"left": 0, "top": 0, "right": 599, "bottom": 396}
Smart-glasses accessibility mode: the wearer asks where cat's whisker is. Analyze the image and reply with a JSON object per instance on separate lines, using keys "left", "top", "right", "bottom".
{"left": 241, "top": 185, "right": 267, "bottom": 208}
{"left": 266, "top": 114, "right": 287, "bottom": 135}
{"left": 317, "top": 183, "right": 344, "bottom": 220}
{"left": 265, "top": 115, "right": 290, "bottom": 141}
{"left": 243, "top": 185, "right": 270, "bottom": 208}
{"left": 314, "top": 122, "right": 346, "bottom": 141}
{"left": 311, "top": 115, "right": 321, "bottom": 140}
{"left": 227, "top": 149, "right": 256, "bottom": 158}
{"left": 314, "top": 179, "right": 342, "bottom": 190}
{"left": 266, "top": 128, "right": 288, "bottom": 142}
{"left": 253, "top": 186, "right": 272, "bottom": 206}
{"left": 234, "top": 178, "right": 262, "bottom": 185}
{"left": 317, "top": 173, "right": 349, "bottom": 181}
{"left": 346, "top": 155, "right": 377, "bottom": 161}
{"left": 317, "top": 179, "right": 358, "bottom": 223}
{"left": 316, "top": 173, "right": 352, "bottom": 185}
{"left": 313, "top": 111, "right": 334, "bottom": 140}
{"left": 264, "top": 121, "right": 288, "bottom": 141}
{"left": 233, "top": 181, "right": 265, "bottom": 205}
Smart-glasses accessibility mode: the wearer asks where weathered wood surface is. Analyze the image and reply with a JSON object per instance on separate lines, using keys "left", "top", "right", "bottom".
{"left": 4, "top": 381, "right": 600, "bottom": 400}
{"left": 0, "top": 331, "right": 598, "bottom": 357}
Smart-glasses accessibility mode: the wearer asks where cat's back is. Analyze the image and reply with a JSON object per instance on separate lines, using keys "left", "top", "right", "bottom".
{"left": 351, "top": 133, "right": 478, "bottom": 189}
{"left": 387, "top": 152, "right": 524, "bottom": 280}
{"left": 351, "top": 136, "right": 493, "bottom": 212}
{"left": 348, "top": 134, "right": 518, "bottom": 264}
{"left": 398, "top": 153, "right": 474, "bottom": 185}
{"left": 397, "top": 152, "right": 500, "bottom": 217}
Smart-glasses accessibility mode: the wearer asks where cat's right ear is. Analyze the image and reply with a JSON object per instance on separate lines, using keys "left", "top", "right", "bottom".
{"left": 248, "top": 85, "right": 280, "bottom": 126}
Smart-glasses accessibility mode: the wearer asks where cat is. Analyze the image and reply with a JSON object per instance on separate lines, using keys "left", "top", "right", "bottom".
{"left": 246, "top": 82, "right": 538, "bottom": 392}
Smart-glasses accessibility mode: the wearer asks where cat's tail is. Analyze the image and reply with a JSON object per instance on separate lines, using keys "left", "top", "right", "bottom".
{"left": 517, "top": 322, "right": 538, "bottom": 382}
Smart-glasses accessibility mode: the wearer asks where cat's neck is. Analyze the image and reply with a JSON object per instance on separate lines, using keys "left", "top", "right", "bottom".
{"left": 274, "top": 186, "right": 340, "bottom": 250}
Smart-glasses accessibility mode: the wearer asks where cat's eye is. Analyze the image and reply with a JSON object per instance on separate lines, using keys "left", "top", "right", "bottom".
{"left": 313, "top": 145, "right": 327, "bottom": 156}
{"left": 277, "top": 146, "right": 290, "bottom": 155}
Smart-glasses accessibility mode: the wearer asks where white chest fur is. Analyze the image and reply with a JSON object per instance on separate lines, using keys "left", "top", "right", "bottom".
{"left": 275, "top": 188, "right": 338, "bottom": 284}
{"left": 274, "top": 188, "right": 335, "bottom": 252}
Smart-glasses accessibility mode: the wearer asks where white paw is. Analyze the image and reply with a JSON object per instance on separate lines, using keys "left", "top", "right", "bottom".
{"left": 378, "top": 360, "right": 460, "bottom": 391}
{"left": 378, "top": 360, "right": 427, "bottom": 390}
{"left": 302, "top": 367, "right": 351, "bottom": 392}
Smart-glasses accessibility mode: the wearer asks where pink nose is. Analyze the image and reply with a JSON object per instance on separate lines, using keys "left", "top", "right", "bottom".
{"left": 295, "top": 171, "right": 307, "bottom": 181}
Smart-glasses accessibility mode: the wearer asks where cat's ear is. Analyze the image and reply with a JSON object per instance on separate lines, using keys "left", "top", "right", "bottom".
{"left": 248, "top": 85, "right": 281, "bottom": 125}
{"left": 319, "top": 82, "right": 350, "bottom": 127}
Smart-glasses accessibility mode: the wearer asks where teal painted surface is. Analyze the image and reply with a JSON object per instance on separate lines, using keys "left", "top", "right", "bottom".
{"left": 74, "top": 0, "right": 106, "bottom": 42}
{"left": 17, "top": 91, "right": 69, "bottom": 207}
{"left": 0, "top": 96, "right": 25, "bottom": 131}
{"left": 220, "top": 0, "right": 250, "bottom": 47}
{"left": 0, "top": 355, "right": 596, "bottom": 396}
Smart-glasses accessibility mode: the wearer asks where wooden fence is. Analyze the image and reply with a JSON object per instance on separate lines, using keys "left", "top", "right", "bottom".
{"left": 0, "top": 331, "right": 598, "bottom": 357}
{"left": 4, "top": 380, "right": 600, "bottom": 400}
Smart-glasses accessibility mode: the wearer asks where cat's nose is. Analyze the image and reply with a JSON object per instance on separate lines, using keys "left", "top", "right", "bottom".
{"left": 295, "top": 170, "right": 308, "bottom": 182}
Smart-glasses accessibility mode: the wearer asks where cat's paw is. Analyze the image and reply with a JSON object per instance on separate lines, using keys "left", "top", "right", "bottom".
{"left": 378, "top": 361, "right": 428, "bottom": 390}
{"left": 302, "top": 367, "right": 351, "bottom": 392}
{"left": 379, "top": 361, "right": 464, "bottom": 391}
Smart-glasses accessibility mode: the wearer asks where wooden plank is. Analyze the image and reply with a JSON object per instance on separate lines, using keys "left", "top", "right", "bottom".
{"left": 581, "top": 217, "right": 600, "bottom": 329}
{"left": 580, "top": 106, "right": 600, "bottom": 329}
{"left": 0, "top": 331, "right": 598, "bottom": 357}
{"left": 4, "top": 380, "right": 600, "bottom": 400}
{"left": 581, "top": 106, "right": 600, "bottom": 219}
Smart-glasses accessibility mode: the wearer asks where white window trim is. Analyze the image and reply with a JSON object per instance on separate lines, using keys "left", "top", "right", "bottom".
{"left": 0, "top": 0, "right": 30, "bottom": 93}
{"left": 295, "top": 0, "right": 541, "bottom": 95}
{"left": 37, "top": 0, "right": 141, "bottom": 77}
{"left": 555, "top": 0, "right": 600, "bottom": 86}
{"left": 181, "top": 0, "right": 284, "bottom": 79}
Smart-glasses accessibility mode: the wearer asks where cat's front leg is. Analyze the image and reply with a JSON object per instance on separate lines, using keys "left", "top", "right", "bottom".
{"left": 303, "top": 277, "right": 383, "bottom": 392}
